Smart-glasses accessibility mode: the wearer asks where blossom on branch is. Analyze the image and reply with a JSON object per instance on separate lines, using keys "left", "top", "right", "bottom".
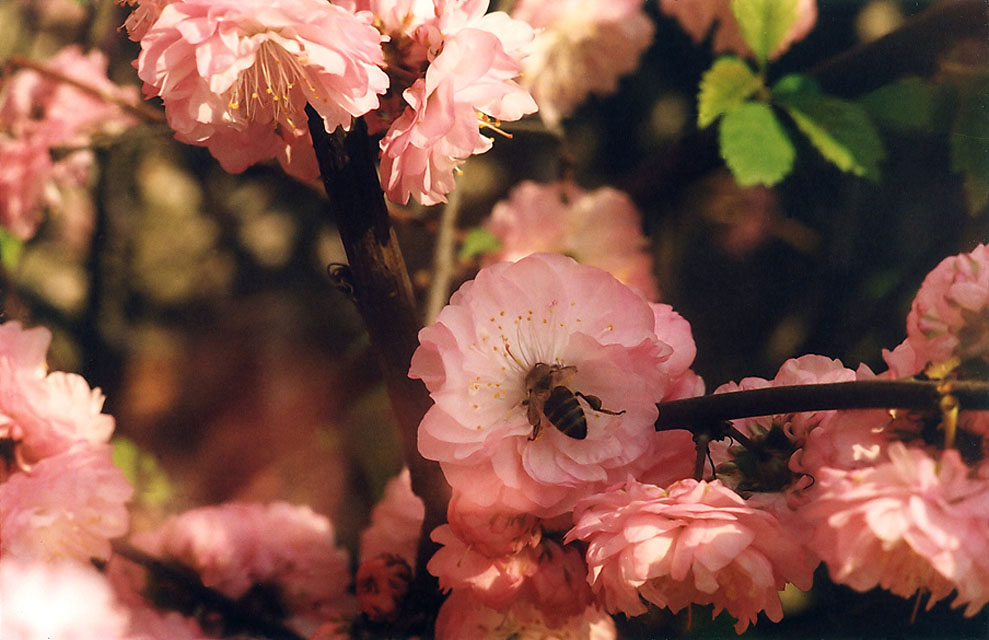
{"left": 376, "top": 0, "right": 538, "bottom": 205}
{"left": 800, "top": 443, "right": 989, "bottom": 616}
{"left": 482, "top": 180, "right": 660, "bottom": 300}
{"left": 410, "top": 253, "right": 700, "bottom": 517}
{"left": 135, "top": 0, "right": 388, "bottom": 180}
{"left": 358, "top": 467, "right": 425, "bottom": 570}
{"left": 567, "top": 478, "right": 815, "bottom": 633}
{"left": 512, "top": 0, "right": 654, "bottom": 128}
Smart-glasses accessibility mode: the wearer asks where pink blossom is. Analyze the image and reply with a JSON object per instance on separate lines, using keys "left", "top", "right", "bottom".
{"left": 359, "top": 467, "right": 425, "bottom": 570}
{"left": 483, "top": 180, "right": 659, "bottom": 300}
{"left": 0, "top": 558, "right": 131, "bottom": 640}
{"left": 447, "top": 489, "right": 541, "bottom": 558}
{"left": 410, "top": 253, "right": 698, "bottom": 517}
{"left": 120, "top": 0, "right": 176, "bottom": 42}
{"left": 135, "top": 0, "right": 388, "bottom": 179}
{"left": 512, "top": 0, "right": 654, "bottom": 127}
{"left": 0, "top": 444, "right": 133, "bottom": 562}
{"left": 377, "top": 1, "right": 538, "bottom": 205}
{"left": 901, "top": 243, "right": 989, "bottom": 372}
{"left": 799, "top": 443, "right": 989, "bottom": 616}
{"left": 435, "top": 590, "right": 617, "bottom": 640}
{"left": 133, "top": 501, "right": 353, "bottom": 622}
{"left": 0, "top": 322, "right": 115, "bottom": 468}
{"left": 0, "top": 135, "right": 53, "bottom": 239}
{"left": 659, "top": 0, "right": 816, "bottom": 61}
{"left": 568, "top": 478, "right": 815, "bottom": 633}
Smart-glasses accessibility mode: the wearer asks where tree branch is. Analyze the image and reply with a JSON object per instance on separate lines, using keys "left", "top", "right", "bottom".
{"left": 656, "top": 379, "right": 989, "bottom": 431}
{"left": 305, "top": 109, "right": 449, "bottom": 615}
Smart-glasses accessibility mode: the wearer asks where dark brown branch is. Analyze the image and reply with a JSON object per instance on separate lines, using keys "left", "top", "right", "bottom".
{"left": 112, "top": 541, "right": 305, "bottom": 640}
{"left": 656, "top": 379, "right": 989, "bottom": 431}
{"left": 305, "top": 109, "right": 449, "bottom": 616}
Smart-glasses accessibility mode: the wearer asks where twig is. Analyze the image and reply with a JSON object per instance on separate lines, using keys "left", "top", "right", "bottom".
{"left": 305, "top": 109, "right": 449, "bottom": 619}
{"left": 425, "top": 180, "right": 463, "bottom": 324}
{"left": 3, "top": 56, "right": 165, "bottom": 124}
{"left": 656, "top": 379, "right": 989, "bottom": 431}
{"left": 112, "top": 540, "right": 305, "bottom": 640}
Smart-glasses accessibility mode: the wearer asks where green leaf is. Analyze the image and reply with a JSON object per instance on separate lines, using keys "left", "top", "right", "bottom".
{"left": 697, "top": 57, "right": 764, "bottom": 128}
{"left": 459, "top": 227, "right": 502, "bottom": 260}
{"left": 718, "top": 102, "right": 795, "bottom": 186}
{"left": 772, "top": 73, "right": 821, "bottom": 99}
{"left": 112, "top": 437, "right": 173, "bottom": 508}
{"left": 731, "top": 0, "right": 801, "bottom": 66}
{"left": 859, "top": 77, "right": 940, "bottom": 133}
{"left": 0, "top": 229, "right": 23, "bottom": 272}
{"left": 777, "top": 93, "right": 886, "bottom": 181}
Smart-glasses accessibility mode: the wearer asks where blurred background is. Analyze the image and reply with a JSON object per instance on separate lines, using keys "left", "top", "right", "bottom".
{"left": 0, "top": 1, "right": 986, "bottom": 637}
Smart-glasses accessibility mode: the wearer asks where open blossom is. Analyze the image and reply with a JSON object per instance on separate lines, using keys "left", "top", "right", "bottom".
{"left": 132, "top": 501, "right": 353, "bottom": 621}
{"left": 0, "top": 444, "right": 133, "bottom": 563}
{"left": 410, "top": 253, "right": 699, "bottom": 517}
{"left": 377, "top": 0, "right": 538, "bottom": 205}
{"left": 483, "top": 180, "right": 659, "bottom": 300}
{"left": 512, "top": 0, "right": 654, "bottom": 128}
{"left": 435, "top": 590, "right": 616, "bottom": 640}
{"left": 359, "top": 467, "right": 425, "bottom": 569}
{"left": 800, "top": 443, "right": 989, "bottom": 616}
{"left": 447, "top": 489, "right": 541, "bottom": 558}
{"left": 659, "top": 0, "right": 816, "bottom": 61}
{"left": 568, "top": 478, "right": 815, "bottom": 633}
{"left": 135, "top": 0, "right": 388, "bottom": 180}
{"left": 0, "top": 558, "right": 131, "bottom": 640}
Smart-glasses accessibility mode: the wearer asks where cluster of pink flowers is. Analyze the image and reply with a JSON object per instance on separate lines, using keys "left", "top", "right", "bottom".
{"left": 406, "top": 244, "right": 989, "bottom": 634}
{"left": 126, "top": 0, "right": 537, "bottom": 205}
{"left": 511, "top": 0, "right": 654, "bottom": 128}
{"left": 659, "top": 0, "right": 817, "bottom": 61}
{"left": 0, "top": 46, "right": 138, "bottom": 240}
{"left": 482, "top": 180, "right": 660, "bottom": 300}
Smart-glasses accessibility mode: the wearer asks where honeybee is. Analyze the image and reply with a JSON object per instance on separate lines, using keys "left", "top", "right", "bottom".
{"left": 522, "top": 362, "right": 625, "bottom": 440}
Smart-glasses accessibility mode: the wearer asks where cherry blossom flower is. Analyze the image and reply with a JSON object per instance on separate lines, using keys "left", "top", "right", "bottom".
{"left": 132, "top": 501, "right": 354, "bottom": 624}
{"left": 800, "top": 443, "right": 989, "bottom": 616}
{"left": 568, "top": 478, "right": 815, "bottom": 633}
{"left": 446, "top": 489, "right": 542, "bottom": 558}
{"left": 512, "top": 0, "right": 654, "bottom": 128}
{"left": 377, "top": 0, "right": 538, "bottom": 205}
{"left": 0, "top": 444, "right": 133, "bottom": 563}
{"left": 135, "top": 0, "right": 388, "bottom": 180}
{"left": 359, "top": 467, "right": 425, "bottom": 569}
{"left": 900, "top": 243, "right": 989, "bottom": 373}
{"left": 483, "top": 180, "right": 659, "bottom": 300}
{"left": 410, "top": 253, "right": 699, "bottom": 517}
{"left": 0, "top": 322, "right": 115, "bottom": 469}
{"left": 0, "top": 136, "right": 54, "bottom": 240}
{"left": 435, "top": 590, "right": 617, "bottom": 640}
{"left": 0, "top": 558, "right": 131, "bottom": 640}
{"left": 356, "top": 553, "right": 412, "bottom": 621}
{"left": 120, "top": 0, "right": 176, "bottom": 42}
{"left": 659, "top": 0, "right": 817, "bottom": 61}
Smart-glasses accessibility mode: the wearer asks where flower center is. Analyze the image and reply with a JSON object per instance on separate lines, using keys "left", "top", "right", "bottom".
{"left": 227, "top": 39, "right": 317, "bottom": 134}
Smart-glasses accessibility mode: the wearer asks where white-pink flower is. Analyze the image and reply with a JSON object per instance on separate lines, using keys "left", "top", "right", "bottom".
{"left": 0, "top": 444, "right": 133, "bottom": 563}
{"left": 359, "top": 467, "right": 425, "bottom": 570}
{"left": 483, "top": 180, "right": 659, "bottom": 300}
{"left": 512, "top": 0, "right": 654, "bottom": 128}
{"left": 659, "top": 0, "right": 816, "bottom": 61}
{"left": 799, "top": 443, "right": 989, "bottom": 616}
{"left": 434, "top": 589, "right": 617, "bottom": 640}
{"left": 135, "top": 0, "right": 388, "bottom": 180}
{"left": 0, "top": 558, "right": 131, "bottom": 640}
{"left": 132, "top": 501, "right": 353, "bottom": 623}
{"left": 446, "top": 489, "right": 541, "bottom": 558}
{"left": 568, "top": 478, "right": 815, "bottom": 633}
{"left": 377, "top": 0, "right": 538, "bottom": 205}
{"left": 410, "top": 253, "right": 698, "bottom": 517}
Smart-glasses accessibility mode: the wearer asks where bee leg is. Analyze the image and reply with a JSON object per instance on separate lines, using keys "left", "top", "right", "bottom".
{"left": 576, "top": 392, "right": 626, "bottom": 416}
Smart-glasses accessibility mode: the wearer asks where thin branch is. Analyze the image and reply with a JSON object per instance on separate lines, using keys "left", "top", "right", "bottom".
{"left": 425, "top": 180, "right": 463, "bottom": 324}
{"left": 305, "top": 109, "right": 449, "bottom": 617}
{"left": 112, "top": 541, "right": 305, "bottom": 640}
{"left": 656, "top": 379, "right": 989, "bottom": 431}
{"left": 3, "top": 56, "right": 165, "bottom": 124}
